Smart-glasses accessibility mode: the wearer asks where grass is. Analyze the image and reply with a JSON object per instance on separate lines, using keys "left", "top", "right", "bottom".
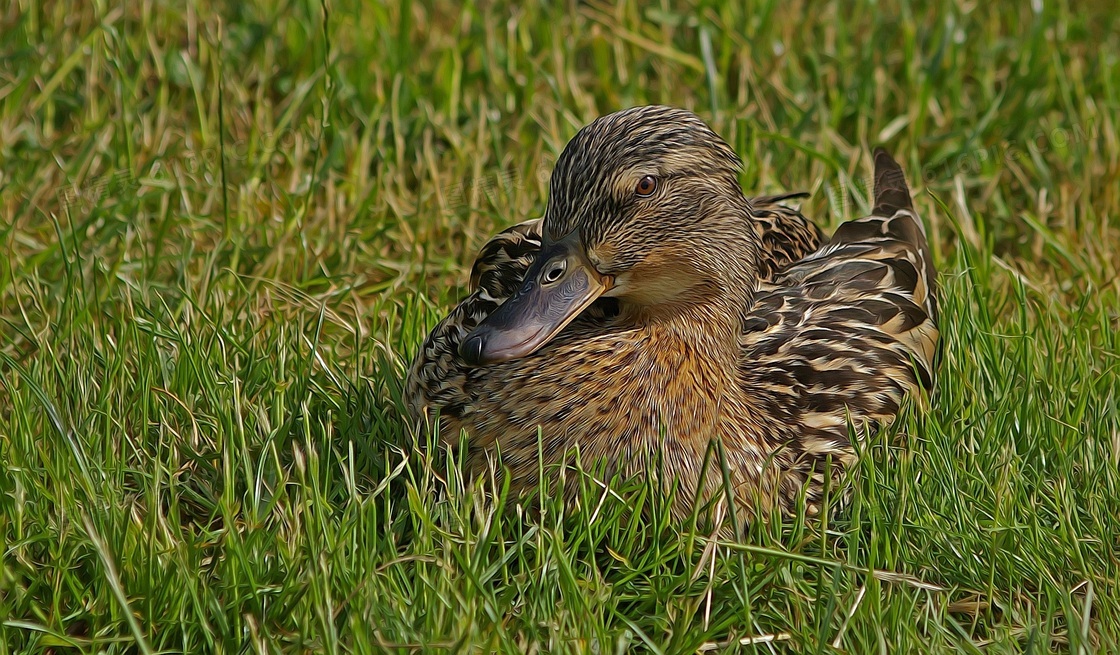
{"left": 1, "top": 0, "right": 1118, "bottom": 651}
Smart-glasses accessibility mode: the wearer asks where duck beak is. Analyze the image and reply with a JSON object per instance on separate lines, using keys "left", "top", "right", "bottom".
{"left": 459, "top": 238, "right": 609, "bottom": 366}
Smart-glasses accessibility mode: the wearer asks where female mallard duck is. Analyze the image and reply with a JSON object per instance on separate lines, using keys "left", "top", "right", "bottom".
{"left": 406, "top": 105, "right": 938, "bottom": 521}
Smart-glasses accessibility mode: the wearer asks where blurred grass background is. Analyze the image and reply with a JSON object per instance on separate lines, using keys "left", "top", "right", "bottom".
{"left": 1, "top": 0, "right": 1118, "bottom": 652}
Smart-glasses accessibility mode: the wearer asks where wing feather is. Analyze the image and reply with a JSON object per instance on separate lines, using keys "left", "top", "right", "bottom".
{"left": 406, "top": 218, "right": 543, "bottom": 421}
{"left": 741, "top": 150, "right": 939, "bottom": 508}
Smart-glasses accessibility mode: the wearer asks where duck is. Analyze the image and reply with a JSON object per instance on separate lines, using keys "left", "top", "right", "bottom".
{"left": 406, "top": 105, "right": 938, "bottom": 522}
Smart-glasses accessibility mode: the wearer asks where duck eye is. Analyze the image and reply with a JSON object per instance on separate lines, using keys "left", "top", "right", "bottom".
{"left": 542, "top": 260, "right": 566, "bottom": 284}
{"left": 635, "top": 175, "right": 657, "bottom": 197}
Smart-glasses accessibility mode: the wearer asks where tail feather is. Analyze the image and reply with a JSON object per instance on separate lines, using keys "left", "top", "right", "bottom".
{"left": 785, "top": 147, "right": 939, "bottom": 332}
{"left": 872, "top": 147, "right": 913, "bottom": 216}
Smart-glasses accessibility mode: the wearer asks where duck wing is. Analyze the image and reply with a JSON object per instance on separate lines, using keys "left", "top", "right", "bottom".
{"left": 740, "top": 149, "right": 939, "bottom": 506}
{"left": 748, "top": 192, "right": 826, "bottom": 280}
{"left": 406, "top": 218, "right": 543, "bottom": 422}
{"left": 468, "top": 218, "right": 544, "bottom": 299}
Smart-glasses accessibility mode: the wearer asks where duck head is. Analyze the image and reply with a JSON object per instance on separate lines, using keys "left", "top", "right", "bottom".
{"left": 460, "top": 105, "right": 761, "bottom": 366}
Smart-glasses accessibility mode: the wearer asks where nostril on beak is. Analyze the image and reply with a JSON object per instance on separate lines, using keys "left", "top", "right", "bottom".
{"left": 459, "top": 335, "right": 485, "bottom": 365}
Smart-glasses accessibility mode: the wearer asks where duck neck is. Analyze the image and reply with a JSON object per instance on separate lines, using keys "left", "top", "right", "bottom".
{"left": 617, "top": 209, "right": 761, "bottom": 387}
{"left": 622, "top": 277, "right": 752, "bottom": 374}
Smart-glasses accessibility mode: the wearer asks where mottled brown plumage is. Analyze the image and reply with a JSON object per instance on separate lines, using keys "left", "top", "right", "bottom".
{"left": 406, "top": 106, "right": 938, "bottom": 522}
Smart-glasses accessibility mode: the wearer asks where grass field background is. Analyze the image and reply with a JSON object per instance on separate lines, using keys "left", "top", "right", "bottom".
{"left": 2, "top": 0, "right": 1119, "bottom": 652}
